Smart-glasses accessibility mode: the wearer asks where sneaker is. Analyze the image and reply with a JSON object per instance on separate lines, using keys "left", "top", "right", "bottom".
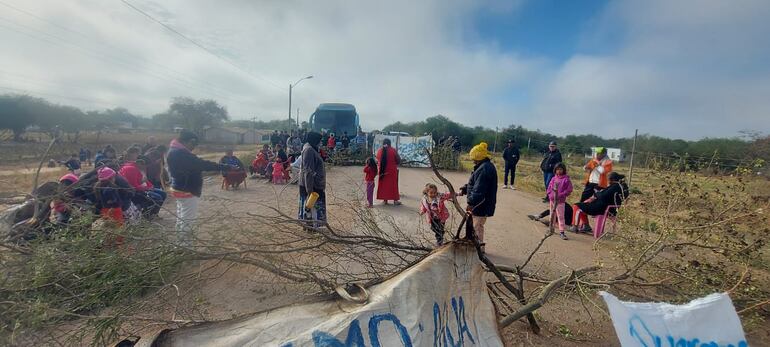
{"left": 579, "top": 225, "right": 593, "bottom": 233}
{"left": 559, "top": 232, "right": 568, "bottom": 240}
{"left": 527, "top": 214, "right": 539, "bottom": 221}
{"left": 502, "top": 185, "right": 510, "bottom": 189}
{"left": 511, "top": 186, "right": 517, "bottom": 190}
{"left": 569, "top": 225, "right": 578, "bottom": 233}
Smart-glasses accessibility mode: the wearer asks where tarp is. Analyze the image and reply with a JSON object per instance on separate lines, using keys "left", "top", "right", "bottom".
{"left": 372, "top": 134, "right": 433, "bottom": 168}
{"left": 136, "top": 243, "right": 503, "bottom": 346}
{"left": 601, "top": 291, "right": 747, "bottom": 347}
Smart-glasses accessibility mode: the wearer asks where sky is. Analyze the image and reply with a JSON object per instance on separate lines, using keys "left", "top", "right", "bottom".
{"left": 1, "top": 0, "right": 769, "bottom": 140}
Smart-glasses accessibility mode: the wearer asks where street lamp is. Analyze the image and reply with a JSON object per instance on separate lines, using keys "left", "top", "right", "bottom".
{"left": 289, "top": 75, "right": 313, "bottom": 127}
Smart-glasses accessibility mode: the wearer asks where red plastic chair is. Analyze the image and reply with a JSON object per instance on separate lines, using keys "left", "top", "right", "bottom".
{"left": 594, "top": 205, "right": 620, "bottom": 239}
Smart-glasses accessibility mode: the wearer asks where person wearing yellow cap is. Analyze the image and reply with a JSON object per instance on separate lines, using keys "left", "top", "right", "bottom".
{"left": 581, "top": 147, "right": 614, "bottom": 206}
{"left": 458, "top": 142, "right": 498, "bottom": 252}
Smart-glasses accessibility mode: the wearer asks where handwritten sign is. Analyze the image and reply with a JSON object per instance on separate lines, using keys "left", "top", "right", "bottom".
{"left": 138, "top": 243, "right": 503, "bottom": 346}
{"left": 600, "top": 292, "right": 747, "bottom": 347}
{"left": 372, "top": 134, "right": 434, "bottom": 168}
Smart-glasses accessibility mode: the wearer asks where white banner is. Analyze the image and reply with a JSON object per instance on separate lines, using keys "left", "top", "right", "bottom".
{"left": 600, "top": 292, "right": 747, "bottom": 347}
{"left": 372, "top": 134, "right": 434, "bottom": 168}
{"left": 135, "top": 243, "right": 502, "bottom": 346}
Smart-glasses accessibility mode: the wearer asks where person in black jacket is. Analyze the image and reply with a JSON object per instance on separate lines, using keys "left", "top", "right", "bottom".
{"left": 167, "top": 131, "right": 231, "bottom": 243}
{"left": 571, "top": 172, "right": 629, "bottom": 233}
{"left": 501, "top": 139, "right": 520, "bottom": 190}
{"left": 539, "top": 141, "right": 562, "bottom": 202}
{"left": 458, "top": 142, "right": 497, "bottom": 252}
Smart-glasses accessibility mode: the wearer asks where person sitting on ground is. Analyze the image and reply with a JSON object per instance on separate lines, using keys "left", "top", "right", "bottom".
{"left": 220, "top": 149, "right": 247, "bottom": 189}
{"left": 581, "top": 147, "right": 613, "bottom": 202}
{"left": 144, "top": 145, "right": 167, "bottom": 188}
{"left": 528, "top": 202, "right": 574, "bottom": 228}
{"left": 571, "top": 172, "right": 629, "bottom": 233}
{"left": 546, "top": 163, "right": 573, "bottom": 240}
{"left": 419, "top": 183, "right": 455, "bottom": 246}
{"left": 94, "top": 167, "right": 125, "bottom": 228}
{"left": 458, "top": 142, "right": 498, "bottom": 252}
{"left": 119, "top": 146, "right": 167, "bottom": 218}
{"left": 50, "top": 173, "right": 81, "bottom": 225}
{"left": 250, "top": 152, "right": 268, "bottom": 177}
{"left": 62, "top": 154, "right": 81, "bottom": 175}
{"left": 95, "top": 145, "right": 117, "bottom": 167}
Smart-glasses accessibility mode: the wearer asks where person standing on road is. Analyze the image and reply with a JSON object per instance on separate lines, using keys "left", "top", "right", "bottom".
{"left": 580, "top": 147, "right": 613, "bottom": 202}
{"left": 298, "top": 131, "right": 327, "bottom": 226}
{"left": 375, "top": 138, "right": 402, "bottom": 205}
{"left": 166, "top": 130, "right": 231, "bottom": 245}
{"left": 458, "top": 142, "right": 497, "bottom": 252}
{"left": 539, "top": 141, "right": 562, "bottom": 203}
{"left": 501, "top": 139, "right": 520, "bottom": 190}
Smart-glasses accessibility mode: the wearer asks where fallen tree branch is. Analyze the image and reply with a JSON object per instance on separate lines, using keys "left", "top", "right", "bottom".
{"left": 499, "top": 266, "right": 600, "bottom": 328}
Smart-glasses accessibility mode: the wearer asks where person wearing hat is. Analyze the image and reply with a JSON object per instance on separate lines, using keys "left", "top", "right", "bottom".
{"left": 167, "top": 130, "right": 233, "bottom": 244}
{"left": 580, "top": 147, "right": 614, "bottom": 203}
{"left": 539, "top": 141, "right": 562, "bottom": 203}
{"left": 458, "top": 142, "right": 498, "bottom": 252}
{"left": 501, "top": 139, "right": 520, "bottom": 190}
{"left": 572, "top": 172, "right": 629, "bottom": 233}
{"left": 298, "top": 131, "right": 327, "bottom": 225}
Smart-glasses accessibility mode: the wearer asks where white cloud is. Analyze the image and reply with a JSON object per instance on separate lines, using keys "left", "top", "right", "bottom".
{"left": 529, "top": 0, "right": 770, "bottom": 139}
{"left": 1, "top": 0, "right": 769, "bottom": 139}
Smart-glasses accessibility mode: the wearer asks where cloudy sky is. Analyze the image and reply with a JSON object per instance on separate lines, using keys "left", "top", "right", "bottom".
{"left": 2, "top": 0, "right": 769, "bottom": 140}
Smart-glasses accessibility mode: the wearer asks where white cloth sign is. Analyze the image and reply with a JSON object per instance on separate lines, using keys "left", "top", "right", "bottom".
{"left": 600, "top": 291, "right": 747, "bottom": 347}
{"left": 372, "top": 134, "right": 434, "bottom": 168}
{"left": 139, "top": 243, "right": 503, "bottom": 346}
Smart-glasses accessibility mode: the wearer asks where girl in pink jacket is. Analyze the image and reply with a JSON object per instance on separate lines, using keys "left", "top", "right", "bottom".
{"left": 547, "top": 163, "right": 573, "bottom": 240}
{"left": 419, "top": 183, "right": 454, "bottom": 246}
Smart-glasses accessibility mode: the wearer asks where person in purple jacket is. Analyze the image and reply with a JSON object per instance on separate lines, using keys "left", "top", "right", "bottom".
{"left": 546, "top": 163, "right": 573, "bottom": 240}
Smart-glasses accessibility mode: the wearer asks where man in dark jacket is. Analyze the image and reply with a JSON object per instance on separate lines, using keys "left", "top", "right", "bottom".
{"left": 501, "top": 139, "right": 520, "bottom": 190}
{"left": 459, "top": 142, "right": 497, "bottom": 252}
{"left": 166, "top": 131, "right": 230, "bottom": 242}
{"left": 539, "top": 141, "right": 562, "bottom": 202}
{"left": 298, "top": 131, "right": 327, "bottom": 226}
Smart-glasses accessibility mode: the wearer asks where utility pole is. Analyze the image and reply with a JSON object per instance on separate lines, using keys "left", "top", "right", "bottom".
{"left": 288, "top": 84, "right": 292, "bottom": 122}
{"left": 296, "top": 108, "right": 300, "bottom": 128}
{"left": 527, "top": 137, "right": 531, "bottom": 152}
{"left": 628, "top": 129, "right": 638, "bottom": 187}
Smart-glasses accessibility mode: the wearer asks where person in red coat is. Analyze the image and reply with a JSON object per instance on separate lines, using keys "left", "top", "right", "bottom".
{"left": 375, "top": 138, "right": 401, "bottom": 205}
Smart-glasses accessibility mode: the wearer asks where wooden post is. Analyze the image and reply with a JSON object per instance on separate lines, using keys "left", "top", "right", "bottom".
{"left": 628, "top": 129, "right": 638, "bottom": 187}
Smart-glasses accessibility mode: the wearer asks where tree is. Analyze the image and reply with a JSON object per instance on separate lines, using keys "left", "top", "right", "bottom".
{"left": 155, "top": 97, "right": 229, "bottom": 134}
{"left": 0, "top": 95, "right": 37, "bottom": 141}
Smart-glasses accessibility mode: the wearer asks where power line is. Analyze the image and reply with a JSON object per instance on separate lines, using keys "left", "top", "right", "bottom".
{"left": 0, "top": 17, "right": 261, "bottom": 109}
{"left": 119, "top": 0, "right": 285, "bottom": 92}
{"left": 0, "top": 0, "right": 258, "bottom": 101}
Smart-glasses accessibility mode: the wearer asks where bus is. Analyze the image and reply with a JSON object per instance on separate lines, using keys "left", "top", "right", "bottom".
{"left": 309, "top": 103, "right": 359, "bottom": 136}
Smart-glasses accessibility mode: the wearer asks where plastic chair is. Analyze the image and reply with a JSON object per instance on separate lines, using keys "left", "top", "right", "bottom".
{"left": 594, "top": 205, "right": 620, "bottom": 239}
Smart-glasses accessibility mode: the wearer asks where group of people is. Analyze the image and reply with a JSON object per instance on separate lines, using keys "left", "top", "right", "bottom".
{"left": 49, "top": 138, "right": 170, "bottom": 234}
{"left": 533, "top": 143, "right": 629, "bottom": 240}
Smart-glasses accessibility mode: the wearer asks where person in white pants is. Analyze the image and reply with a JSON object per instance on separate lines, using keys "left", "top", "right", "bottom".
{"left": 166, "top": 130, "right": 229, "bottom": 247}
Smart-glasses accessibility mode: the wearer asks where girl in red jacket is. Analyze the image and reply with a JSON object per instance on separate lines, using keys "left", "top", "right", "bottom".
{"left": 419, "top": 183, "right": 454, "bottom": 246}
{"left": 363, "top": 157, "right": 377, "bottom": 208}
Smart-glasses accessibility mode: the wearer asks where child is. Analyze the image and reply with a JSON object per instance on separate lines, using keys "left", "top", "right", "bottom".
{"left": 272, "top": 157, "right": 286, "bottom": 184}
{"left": 546, "top": 163, "right": 573, "bottom": 240}
{"left": 419, "top": 183, "right": 454, "bottom": 246}
{"left": 363, "top": 157, "right": 377, "bottom": 208}
{"left": 50, "top": 173, "right": 80, "bottom": 225}
{"left": 63, "top": 154, "right": 81, "bottom": 175}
